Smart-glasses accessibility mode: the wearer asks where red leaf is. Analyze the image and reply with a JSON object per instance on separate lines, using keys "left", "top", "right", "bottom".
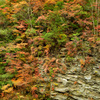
{"left": 34, "top": 94, "right": 38, "bottom": 98}
{"left": 95, "top": 25, "right": 100, "bottom": 29}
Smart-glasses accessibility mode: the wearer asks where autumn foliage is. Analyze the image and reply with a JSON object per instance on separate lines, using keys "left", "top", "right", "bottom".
{"left": 0, "top": 0, "right": 100, "bottom": 99}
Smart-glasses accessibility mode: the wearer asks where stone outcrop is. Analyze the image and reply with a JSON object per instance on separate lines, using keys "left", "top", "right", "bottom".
{"left": 38, "top": 47, "right": 100, "bottom": 100}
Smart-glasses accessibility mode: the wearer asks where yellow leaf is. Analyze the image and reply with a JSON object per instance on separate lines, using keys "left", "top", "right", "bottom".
{"left": 45, "top": 0, "right": 56, "bottom": 4}
{"left": 19, "top": 95, "right": 24, "bottom": 98}
{"left": 1, "top": 84, "right": 10, "bottom": 90}
{"left": 19, "top": 1, "right": 27, "bottom": 5}
{"left": 45, "top": 0, "right": 63, "bottom": 4}
{"left": 80, "top": 59, "right": 85, "bottom": 65}
{"left": 53, "top": 83, "right": 58, "bottom": 86}
{"left": 44, "top": 44, "right": 51, "bottom": 49}
{"left": 3, "top": 87, "right": 13, "bottom": 93}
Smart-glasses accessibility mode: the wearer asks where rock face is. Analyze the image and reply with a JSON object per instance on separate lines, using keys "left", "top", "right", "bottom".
{"left": 51, "top": 58, "right": 100, "bottom": 100}
{"left": 51, "top": 73, "right": 100, "bottom": 100}
{"left": 38, "top": 48, "right": 100, "bottom": 100}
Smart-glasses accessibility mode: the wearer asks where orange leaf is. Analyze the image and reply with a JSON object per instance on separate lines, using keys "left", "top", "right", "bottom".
{"left": 80, "top": 59, "right": 85, "bottom": 65}
{"left": 31, "top": 86, "right": 37, "bottom": 91}
{"left": 1, "top": 93, "right": 4, "bottom": 97}
{"left": 11, "top": 78, "right": 24, "bottom": 86}
{"left": 1, "top": 84, "right": 10, "bottom": 90}
{"left": 52, "top": 74, "right": 55, "bottom": 78}
{"left": 4, "top": 87, "right": 13, "bottom": 93}
{"left": 81, "top": 65, "right": 84, "bottom": 68}
{"left": 74, "top": 81, "right": 77, "bottom": 84}
{"left": 52, "top": 86, "right": 54, "bottom": 90}
{"left": 34, "top": 94, "right": 38, "bottom": 98}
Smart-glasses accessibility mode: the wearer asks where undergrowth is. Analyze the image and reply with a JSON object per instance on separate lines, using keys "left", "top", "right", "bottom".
{"left": 0, "top": 0, "right": 100, "bottom": 99}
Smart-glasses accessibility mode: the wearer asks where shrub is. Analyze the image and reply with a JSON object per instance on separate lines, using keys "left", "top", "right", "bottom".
{"left": 42, "top": 32, "right": 67, "bottom": 47}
